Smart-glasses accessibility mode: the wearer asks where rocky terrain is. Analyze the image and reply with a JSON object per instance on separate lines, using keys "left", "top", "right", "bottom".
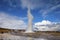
{"left": 0, "top": 28, "right": 60, "bottom": 40}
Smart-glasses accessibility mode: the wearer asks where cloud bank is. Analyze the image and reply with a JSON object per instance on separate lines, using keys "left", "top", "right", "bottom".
{"left": 34, "top": 20, "right": 60, "bottom": 31}
{"left": 0, "top": 12, "right": 27, "bottom": 29}
{"left": 35, "top": 20, "right": 52, "bottom": 25}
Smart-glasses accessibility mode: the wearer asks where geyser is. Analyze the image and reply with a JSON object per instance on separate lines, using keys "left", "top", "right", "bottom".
{"left": 25, "top": 8, "right": 33, "bottom": 33}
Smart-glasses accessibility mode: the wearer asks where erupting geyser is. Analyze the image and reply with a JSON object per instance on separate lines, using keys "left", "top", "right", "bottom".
{"left": 25, "top": 8, "right": 33, "bottom": 33}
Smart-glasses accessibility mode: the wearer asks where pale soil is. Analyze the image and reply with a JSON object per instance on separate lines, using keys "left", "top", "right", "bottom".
{"left": 0, "top": 33, "right": 60, "bottom": 40}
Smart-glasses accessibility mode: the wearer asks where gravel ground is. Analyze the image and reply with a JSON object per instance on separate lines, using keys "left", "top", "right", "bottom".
{"left": 0, "top": 33, "right": 60, "bottom": 40}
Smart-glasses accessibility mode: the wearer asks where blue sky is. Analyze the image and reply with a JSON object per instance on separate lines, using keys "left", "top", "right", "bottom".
{"left": 0, "top": 0, "right": 60, "bottom": 22}
{"left": 0, "top": 0, "right": 60, "bottom": 31}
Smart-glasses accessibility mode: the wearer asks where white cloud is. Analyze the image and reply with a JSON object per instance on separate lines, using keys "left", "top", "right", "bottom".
{"left": 40, "top": 4, "right": 60, "bottom": 19}
{"left": 34, "top": 20, "right": 60, "bottom": 31}
{"left": 35, "top": 20, "right": 52, "bottom": 25}
{"left": 0, "top": 12, "right": 27, "bottom": 29}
